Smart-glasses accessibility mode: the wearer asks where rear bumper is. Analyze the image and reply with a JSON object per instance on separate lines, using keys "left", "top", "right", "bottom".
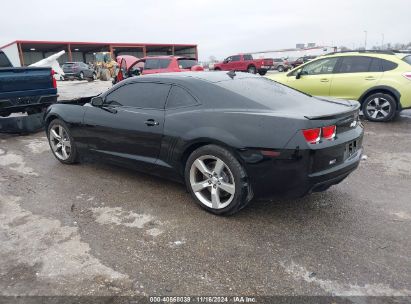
{"left": 240, "top": 139, "right": 363, "bottom": 199}
{"left": 0, "top": 94, "right": 58, "bottom": 115}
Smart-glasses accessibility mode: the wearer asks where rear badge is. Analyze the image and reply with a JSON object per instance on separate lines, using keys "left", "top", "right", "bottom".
{"left": 329, "top": 159, "right": 337, "bottom": 165}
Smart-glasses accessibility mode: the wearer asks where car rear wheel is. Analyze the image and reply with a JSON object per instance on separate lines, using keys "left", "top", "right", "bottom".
{"left": 185, "top": 145, "right": 252, "bottom": 215}
{"left": 258, "top": 70, "right": 267, "bottom": 76}
{"left": 362, "top": 93, "right": 397, "bottom": 122}
{"left": 79, "top": 72, "right": 84, "bottom": 80}
{"left": 47, "top": 119, "right": 78, "bottom": 164}
{"left": 277, "top": 65, "right": 284, "bottom": 72}
{"left": 247, "top": 66, "right": 256, "bottom": 74}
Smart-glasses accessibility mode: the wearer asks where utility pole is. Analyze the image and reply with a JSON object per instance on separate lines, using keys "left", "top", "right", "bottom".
{"left": 381, "top": 33, "right": 385, "bottom": 50}
{"left": 364, "top": 30, "right": 368, "bottom": 50}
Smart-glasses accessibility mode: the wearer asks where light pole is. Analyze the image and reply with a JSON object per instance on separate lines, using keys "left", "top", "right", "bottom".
{"left": 364, "top": 30, "right": 368, "bottom": 50}
{"left": 381, "top": 33, "right": 385, "bottom": 50}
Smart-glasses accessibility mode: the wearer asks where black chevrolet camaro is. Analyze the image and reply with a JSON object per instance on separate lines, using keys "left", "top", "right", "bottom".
{"left": 45, "top": 72, "right": 363, "bottom": 215}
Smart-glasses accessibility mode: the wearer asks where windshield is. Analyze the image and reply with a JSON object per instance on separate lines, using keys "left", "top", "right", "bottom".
{"left": 177, "top": 59, "right": 198, "bottom": 69}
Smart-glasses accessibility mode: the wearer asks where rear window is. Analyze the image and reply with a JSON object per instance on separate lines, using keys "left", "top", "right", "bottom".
{"left": 144, "top": 59, "right": 171, "bottom": 70}
{"left": 0, "top": 52, "right": 12, "bottom": 68}
{"left": 403, "top": 55, "right": 411, "bottom": 65}
{"left": 216, "top": 77, "right": 304, "bottom": 108}
{"left": 177, "top": 59, "right": 198, "bottom": 69}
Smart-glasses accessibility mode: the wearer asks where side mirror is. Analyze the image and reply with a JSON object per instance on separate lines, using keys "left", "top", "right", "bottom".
{"left": 296, "top": 72, "right": 302, "bottom": 79}
{"left": 91, "top": 96, "right": 103, "bottom": 107}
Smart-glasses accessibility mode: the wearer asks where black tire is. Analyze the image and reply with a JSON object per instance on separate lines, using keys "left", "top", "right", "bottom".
{"left": 258, "top": 70, "right": 267, "bottom": 76}
{"left": 185, "top": 144, "right": 253, "bottom": 215}
{"left": 277, "top": 65, "right": 284, "bottom": 72}
{"left": 47, "top": 119, "right": 79, "bottom": 164}
{"left": 362, "top": 93, "right": 397, "bottom": 122}
{"left": 214, "top": 67, "right": 221, "bottom": 71}
{"left": 247, "top": 65, "right": 256, "bottom": 74}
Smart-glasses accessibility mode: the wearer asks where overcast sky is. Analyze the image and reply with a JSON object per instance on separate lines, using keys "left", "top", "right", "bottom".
{"left": 1, "top": 0, "right": 409, "bottom": 60}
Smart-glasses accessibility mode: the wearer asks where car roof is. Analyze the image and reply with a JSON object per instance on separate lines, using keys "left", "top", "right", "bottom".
{"left": 143, "top": 55, "right": 193, "bottom": 60}
{"left": 123, "top": 71, "right": 260, "bottom": 84}
{"left": 323, "top": 52, "right": 403, "bottom": 61}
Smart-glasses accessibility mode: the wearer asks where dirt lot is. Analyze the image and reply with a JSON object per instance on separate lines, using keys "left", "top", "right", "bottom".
{"left": 0, "top": 80, "right": 410, "bottom": 299}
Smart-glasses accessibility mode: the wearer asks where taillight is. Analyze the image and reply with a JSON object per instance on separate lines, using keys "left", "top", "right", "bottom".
{"left": 322, "top": 125, "right": 336, "bottom": 140}
{"left": 402, "top": 72, "right": 411, "bottom": 80}
{"left": 51, "top": 69, "right": 57, "bottom": 89}
{"left": 302, "top": 125, "right": 336, "bottom": 144}
{"left": 302, "top": 128, "right": 321, "bottom": 144}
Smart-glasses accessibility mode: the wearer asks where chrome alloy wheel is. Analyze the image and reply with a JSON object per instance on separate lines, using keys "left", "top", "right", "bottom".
{"left": 366, "top": 97, "right": 391, "bottom": 120}
{"left": 49, "top": 124, "right": 71, "bottom": 160}
{"left": 189, "top": 155, "right": 236, "bottom": 209}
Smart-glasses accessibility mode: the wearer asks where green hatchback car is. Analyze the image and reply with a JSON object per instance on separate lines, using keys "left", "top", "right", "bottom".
{"left": 267, "top": 51, "right": 411, "bottom": 122}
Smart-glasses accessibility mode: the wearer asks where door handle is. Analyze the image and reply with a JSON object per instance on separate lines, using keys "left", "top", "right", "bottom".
{"left": 365, "top": 76, "right": 376, "bottom": 80}
{"left": 145, "top": 119, "right": 159, "bottom": 126}
{"left": 320, "top": 78, "right": 329, "bottom": 82}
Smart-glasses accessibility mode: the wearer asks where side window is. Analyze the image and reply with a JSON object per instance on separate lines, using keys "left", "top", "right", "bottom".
{"left": 105, "top": 82, "right": 170, "bottom": 109}
{"left": 369, "top": 58, "right": 382, "bottom": 72}
{"left": 166, "top": 86, "right": 198, "bottom": 109}
{"left": 231, "top": 55, "right": 241, "bottom": 61}
{"left": 225, "top": 56, "right": 232, "bottom": 63}
{"left": 337, "top": 56, "right": 373, "bottom": 73}
{"left": 301, "top": 58, "right": 338, "bottom": 75}
{"left": 0, "top": 52, "right": 11, "bottom": 68}
{"left": 381, "top": 59, "right": 398, "bottom": 71}
{"left": 243, "top": 54, "right": 253, "bottom": 60}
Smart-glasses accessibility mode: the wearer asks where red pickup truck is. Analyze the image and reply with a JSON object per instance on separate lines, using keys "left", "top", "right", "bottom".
{"left": 213, "top": 54, "right": 273, "bottom": 75}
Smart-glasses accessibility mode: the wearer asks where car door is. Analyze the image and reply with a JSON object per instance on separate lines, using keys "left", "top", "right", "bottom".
{"left": 82, "top": 81, "right": 171, "bottom": 170}
{"left": 220, "top": 56, "right": 232, "bottom": 70}
{"left": 329, "top": 56, "right": 384, "bottom": 100}
{"left": 285, "top": 57, "right": 339, "bottom": 96}
{"left": 230, "top": 55, "right": 242, "bottom": 70}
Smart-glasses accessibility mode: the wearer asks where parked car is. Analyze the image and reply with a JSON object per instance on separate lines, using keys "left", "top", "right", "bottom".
{"left": 44, "top": 72, "right": 363, "bottom": 215}
{"left": 289, "top": 56, "right": 317, "bottom": 68}
{"left": 267, "top": 51, "right": 411, "bottom": 122}
{"left": 114, "top": 56, "right": 203, "bottom": 84}
{"left": 0, "top": 51, "right": 57, "bottom": 118}
{"left": 62, "top": 62, "right": 96, "bottom": 81}
{"left": 272, "top": 58, "right": 290, "bottom": 72}
{"left": 213, "top": 54, "right": 273, "bottom": 75}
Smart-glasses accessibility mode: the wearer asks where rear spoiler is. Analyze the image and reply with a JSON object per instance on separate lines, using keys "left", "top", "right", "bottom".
{"left": 304, "top": 100, "right": 360, "bottom": 120}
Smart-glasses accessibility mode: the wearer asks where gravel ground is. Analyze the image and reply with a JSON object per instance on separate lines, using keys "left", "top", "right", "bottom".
{"left": 0, "top": 80, "right": 410, "bottom": 301}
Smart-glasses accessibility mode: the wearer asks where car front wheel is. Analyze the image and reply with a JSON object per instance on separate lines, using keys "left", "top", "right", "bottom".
{"left": 47, "top": 119, "right": 78, "bottom": 164}
{"left": 362, "top": 93, "right": 397, "bottom": 122}
{"left": 247, "top": 66, "right": 256, "bottom": 74}
{"left": 185, "top": 145, "right": 252, "bottom": 215}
